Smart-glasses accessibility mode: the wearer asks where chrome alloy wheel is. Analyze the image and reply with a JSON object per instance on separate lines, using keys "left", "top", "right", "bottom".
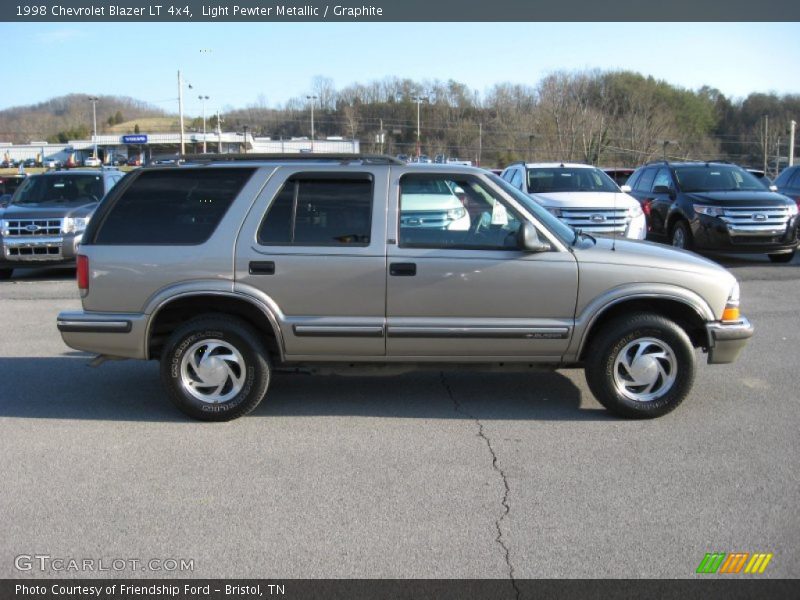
{"left": 180, "top": 339, "right": 246, "bottom": 404}
{"left": 612, "top": 337, "right": 677, "bottom": 402}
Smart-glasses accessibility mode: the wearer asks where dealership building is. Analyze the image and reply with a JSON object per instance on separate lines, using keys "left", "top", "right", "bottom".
{"left": 1, "top": 132, "right": 360, "bottom": 164}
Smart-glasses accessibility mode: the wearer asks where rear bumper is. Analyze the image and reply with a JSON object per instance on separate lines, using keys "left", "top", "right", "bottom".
{"left": 705, "top": 317, "right": 754, "bottom": 364}
{"left": 57, "top": 310, "right": 147, "bottom": 359}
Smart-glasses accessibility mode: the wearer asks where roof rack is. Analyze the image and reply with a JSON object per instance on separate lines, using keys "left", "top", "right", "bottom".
{"left": 160, "top": 153, "right": 406, "bottom": 166}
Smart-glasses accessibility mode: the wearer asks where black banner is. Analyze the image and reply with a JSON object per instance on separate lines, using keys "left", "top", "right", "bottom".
{"left": 2, "top": 579, "right": 799, "bottom": 600}
{"left": 3, "top": 0, "right": 800, "bottom": 22}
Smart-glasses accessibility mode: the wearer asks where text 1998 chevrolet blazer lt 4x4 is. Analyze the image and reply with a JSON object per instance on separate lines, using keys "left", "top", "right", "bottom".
{"left": 56, "top": 155, "right": 753, "bottom": 421}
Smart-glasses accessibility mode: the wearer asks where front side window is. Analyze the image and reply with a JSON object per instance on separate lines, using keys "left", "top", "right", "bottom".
{"left": 93, "top": 168, "right": 254, "bottom": 245}
{"left": 399, "top": 174, "right": 523, "bottom": 250}
{"left": 652, "top": 168, "right": 673, "bottom": 191}
{"left": 635, "top": 168, "right": 657, "bottom": 192}
{"left": 526, "top": 167, "right": 619, "bottom": 193}
{"left": 258, "top": 176, "right": 373, "bottom": 246}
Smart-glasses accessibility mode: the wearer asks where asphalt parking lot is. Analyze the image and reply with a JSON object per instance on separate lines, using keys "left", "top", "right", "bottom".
{"left": 1, "top": 254, "right": 798, "bottom": 580}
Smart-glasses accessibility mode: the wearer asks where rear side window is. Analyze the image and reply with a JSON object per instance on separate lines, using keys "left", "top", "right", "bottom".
{"left": 634, "top": 168, "right": 657, "bottom": 192}
{"left": 257, "top": 176, "right": 373, "bottom": 246}
{"left": 94, "top": 168, "right": 254, "bottom": 245}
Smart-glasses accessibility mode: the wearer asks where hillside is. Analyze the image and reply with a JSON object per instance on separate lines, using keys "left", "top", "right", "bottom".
{"left": 0, "top": 94, "right": 170, "bottom": 144}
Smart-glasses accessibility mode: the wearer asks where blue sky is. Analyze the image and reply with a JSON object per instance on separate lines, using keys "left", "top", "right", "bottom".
{"left": 1, "top": 22, "right": 798, "bottom": 115}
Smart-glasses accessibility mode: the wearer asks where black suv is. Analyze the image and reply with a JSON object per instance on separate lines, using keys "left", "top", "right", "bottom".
{"left": 627, "top": 161, "right": 799, "bottom": 262}
{"left": 774, "top": 165, "right": 800, "bottom": 203}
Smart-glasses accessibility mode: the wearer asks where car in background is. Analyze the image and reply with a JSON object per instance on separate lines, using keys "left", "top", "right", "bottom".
{"left": 774, "top": 165, "right": 800, "bottom": 204}
{"left": 398, "top": 175, "right": 470, "bottom": 231}
{"left": 500, "top": 162, "right": 646, "bottom": 240}
{"left": 0, "top": 168, "right": 125, "bottom": 279}
{"left": 602, "top": 167, "right": 635, "bottom": 187}
{"left": 126, "top": 157, "right": 142, "bottom": 167}
{"left": 84, "top": 156, "right": 102, "bottom": 167}
{"left": 23, "top": 158, "right": 37, "bottom": 168}
{"left": 746, "top": 168, "right": 773, "bottom": 189}
{"left": 0, "top": 175, "right": 26, "bottom": 207}
{"left": 626, "top": 161, "right": 798, "bottom": 262}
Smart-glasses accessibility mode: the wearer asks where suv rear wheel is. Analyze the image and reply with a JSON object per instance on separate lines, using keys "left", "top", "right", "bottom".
{"left": 160, "top": 314, "right": 270, "bottom": 421}
{"left": 585, "top": 313, "right": 696, "bottom": 418}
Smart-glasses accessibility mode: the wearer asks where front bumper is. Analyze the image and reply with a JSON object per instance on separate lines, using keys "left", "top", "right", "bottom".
{"left": 1, "top": 233, "right": 83, "bottom": 265}
{"left": 692, "top": 215, "right": 798, "bottom": 253}
{"left": 705, "top": 317, "right": 754, "bottom": 364}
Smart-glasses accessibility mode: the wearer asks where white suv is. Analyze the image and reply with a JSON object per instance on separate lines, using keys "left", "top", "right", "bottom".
{"left": 500, "top": 162, "right": 646, "bottom": 240}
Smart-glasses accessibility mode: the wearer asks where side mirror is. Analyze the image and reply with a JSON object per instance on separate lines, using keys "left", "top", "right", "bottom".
{"left": 517, "top": 222, "right": 550, "bottom": 252}
{"left": 620, "top": 185, "right": 632, "bottom": 193}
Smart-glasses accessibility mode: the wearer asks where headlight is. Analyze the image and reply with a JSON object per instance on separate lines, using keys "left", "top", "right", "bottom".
{"left": 62, "top": 216, "right": 90, "bottom": 234}
{"left": 722, "top": 280, "right": 741, "bottom": 321}
{"left": 546, "top": 207, "right": 562, "bottom": 217}
{"left": 787, "top": 202, "right": 798, "bottom": 217}
{"left": 446, "top": 207, "right": 466, "bottom": 221}
{"left": 728, "top": 280, "right": 740, "bottom": 305}
{"left": 627, "top": 203, "right": 643, "bottom": 218}
{"left": 694, "top": 204, "right": 724, "bottom": 217}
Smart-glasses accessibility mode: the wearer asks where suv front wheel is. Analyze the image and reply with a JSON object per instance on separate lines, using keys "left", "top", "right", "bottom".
{"left": 670, "top": 220, "right": 693, "bottom": 250}
{"left": 160, "top": 314, "right": 271, "bottom": 421}
{"left": 585, "top": 313, "right": 696, "bottom": 418}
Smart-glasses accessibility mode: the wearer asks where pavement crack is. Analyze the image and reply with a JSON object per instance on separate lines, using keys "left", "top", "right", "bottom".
{"left": 441, "top": 372, "right": 520, "bottom": 600}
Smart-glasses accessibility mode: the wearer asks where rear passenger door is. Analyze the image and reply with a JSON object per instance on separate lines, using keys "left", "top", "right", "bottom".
{"left": 235, "top": 167, "right": 389, "bottom": 358}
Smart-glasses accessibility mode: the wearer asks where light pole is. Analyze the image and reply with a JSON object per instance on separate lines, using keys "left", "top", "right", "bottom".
{"left": 306, "top": 95, "right": 318, "bottom": 150}
{"left": 242, "top": 125, "right": 249, "bottom": 154}
{"left": 178, "top": 70, "right": 193, "bottom": 155}
{"left": 198, "top": 95, "right": 209, "bottom": 153}
{"left": 411, "top": 93, "right": 428, "bottom": 159}
{"left": 88, "top": 96, "right": 99, "bottom": 158}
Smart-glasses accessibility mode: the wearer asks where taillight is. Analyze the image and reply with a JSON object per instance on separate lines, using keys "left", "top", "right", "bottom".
{"left": 642, "top": 198, "right": 653, "bottom": 217}
{"left": 77, "top": 255, "right": 89, "bottom": 291}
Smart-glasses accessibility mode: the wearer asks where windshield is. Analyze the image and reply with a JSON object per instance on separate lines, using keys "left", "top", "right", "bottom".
{"left": 11, "top": 174, "right": 104, "bottom": 206}
{"left": 526, "top": 167, "right": 619, "bottom": 193}
{"left": 674, "top": 166, "right": 766, "bottom": 193}
{"left": 488, "top": 173, "right": 575, "bottom": 244}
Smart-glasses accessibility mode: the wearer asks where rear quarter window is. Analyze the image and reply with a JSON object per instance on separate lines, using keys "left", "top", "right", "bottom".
{"left": 93, "top": 168, "right": 254, "bottom": 245}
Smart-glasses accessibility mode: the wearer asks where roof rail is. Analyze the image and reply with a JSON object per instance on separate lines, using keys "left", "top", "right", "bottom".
{"left": 169, "top": 153, "right": 406, "bottom": 166}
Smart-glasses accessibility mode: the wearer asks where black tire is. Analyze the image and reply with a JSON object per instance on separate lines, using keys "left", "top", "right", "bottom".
{"left": 768, "top": 251, "right": 795, "bottom": 264}
{"left": 585, "top": 313, "right": 696, "bottom": 419}
{"left": 160, "top": 314, "right": 270, "bottom": 421}
{"left": 670, "top": 220, "right": 693, "bottom": 250}
{"left": 0, "top": 268, "right": 12, "bottom": 280}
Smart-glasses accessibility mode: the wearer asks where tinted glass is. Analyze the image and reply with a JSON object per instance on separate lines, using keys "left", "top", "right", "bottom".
{"left": 673, "top": 166, "right": 764, "bottom": 192}
{"left": 786, "top": 168, "right": 800, "bottom": 189}
{"left": 526, "top": 167, "right": 618, "bottom": 193}
{"left": 635, "top": 168, "right": 657, "bottom": 192}
{"left": 773, "top": 166, "right": 795, "bottom": 187}
{"left": 626, "top": 170, "right": 642, "bottom": 189}
{"left": 652, "top": 168, "right": 672, "bottom": 191}
{"left": 258, "top": 177, "right": 373, "bottom": 246}
{"left": 399, "top": 174, "right": 525, "bottom": 250}
{"left": 95, "top": 168, "right": 254, "bottom": 245}
{"left": 12, "top": 174, "right": 104, "bottom": 205}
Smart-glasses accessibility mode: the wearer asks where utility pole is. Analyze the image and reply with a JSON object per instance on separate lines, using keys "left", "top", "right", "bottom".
{"left": 306, "top": 95, "right": 317, "bottom": 150}
{"left": 178, "top": 70, "right": 186, "bottom": 155}
{"left": 198, "top": 95, "right": 209, "bottom": 153}
{"left": 763, "top": 115, "right": 769, "bottom": 175}
{"left": 478, "top": 122, "right": 482, "bottom": 167}
{"left": 217, "top": 110, "right": 223, "bottom": 153}
{"left": 411, "top": 93, "right": 427, "bottom": 159}
{"left": 790, "top": 120, "right": 796, "bottom": 167}
{"left": 88, "top": 96, "right": 99, "bottom": 159}
{"left": 379, "top": 118, "right": 384, "bottom": 154}
{"left": 242, "top": 125, "right": 249, "bottom": 154}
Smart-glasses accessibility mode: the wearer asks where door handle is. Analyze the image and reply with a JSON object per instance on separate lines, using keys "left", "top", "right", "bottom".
{"left": 390, "top": 262, "right": 416, "bottom": 276}
{"left": 249, "top": 261, "right": 275, "bottom": 275}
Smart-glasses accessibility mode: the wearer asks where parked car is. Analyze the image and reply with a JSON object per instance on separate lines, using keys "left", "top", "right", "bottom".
{"left": 83, "top": 156, "right": 102, "bottom": 168}
{"left": 43, "top": 158, "right": 62, "bottom": 169}
{"left": 23, "top": 158, "right": 37, "bottom": 168}
{"left": 56, "top": 154, "right": 751, "bottom": 421}
{"left": 500, "top": 162, "right": 646, "bottom": 240}
{"left": 626, "top": 161, "right": 798, "bottom": 262}
{"left": 126, "top": 157, "right": 142, "bottom": 167}
{"left": 0, "top": 168, "right": 125, "bottom": 279}
{"left": 774, "top": 165, "right": 800, "bottom": 204}
{"left": 602, "top": 167, "right": 635, "bottom": 187}
{"left": 0, "top": 175, "right": 27, "bottom": 203}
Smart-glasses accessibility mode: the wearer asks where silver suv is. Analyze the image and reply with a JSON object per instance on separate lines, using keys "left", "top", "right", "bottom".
{"left": 57, "top": 154, "right": 753, "bottom": 421}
